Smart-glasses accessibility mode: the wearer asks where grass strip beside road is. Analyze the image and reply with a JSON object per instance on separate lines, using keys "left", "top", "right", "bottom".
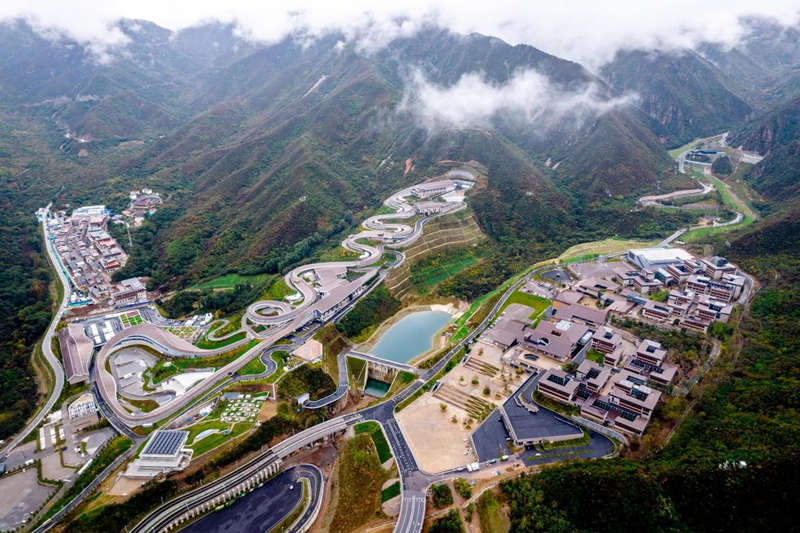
{"left": 190, "top": 273, "right": 270, "bottom": 291}
{"left": 381, "top": 481, "right": 401, "bottom": 502}
{"left": 239, "top": 356, "right": 267, "bottom": 375}
{"left": 195, "top": 330, "right": 246, "bottom": 349}
{"left": 354, "top": 421, "right": 393, "bottom": 463}
{"left": 329, "top": 434, "right": 390, "bottom": 533}
{"left": 683, "top": 175, "right": 756, "bottom": 242}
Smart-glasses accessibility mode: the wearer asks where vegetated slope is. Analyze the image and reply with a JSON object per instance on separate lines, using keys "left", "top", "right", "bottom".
{"left": 730, "top": 96, "right": 800, "bottom": 205}
{"left": 600, "top": 49, "right": 752, "bottom": 147}
{"left": 500, "top": 209, "right": 800, "bottom": 533}
{"left": 119, "top": 28, "right": 686, "bottom": 289}
{"left": 0, "top": 19, "right": 253, "bottom": 141}
{"left": 698, "top": 18, "right": 800, "bottom": 109}
{"left": 550, "top": 107, "right": 675, "bottom": 198}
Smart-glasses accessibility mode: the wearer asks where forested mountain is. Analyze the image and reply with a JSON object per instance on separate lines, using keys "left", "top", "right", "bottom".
{"left": 729, "top": 97, "right": 800, "bottom": 206}
{"left": 699, "top": 17, "right": 800, "bottom": 109}
{"left": 600, "top": 49, "right": 752, "bottom": 146}
{"left": 2, "top": 14, "right": 800, "bottom": 442}
{"left": 97, "top": 25, "right": 687, "bottom": 287}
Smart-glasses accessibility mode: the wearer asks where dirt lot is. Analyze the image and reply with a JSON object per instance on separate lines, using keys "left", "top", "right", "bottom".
{"left": 109, "top": 475, "right": 147, "bottom": 496}
{"left": 396, "top": 393, "right": 477, "bottom": 473}
{"left": 258, "top": 400, "right": 279, "bottom": 421}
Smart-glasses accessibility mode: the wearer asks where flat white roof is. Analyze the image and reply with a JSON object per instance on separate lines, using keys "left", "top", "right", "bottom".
{"left": 629, "top": 248, "right": 693, "bottom": 263}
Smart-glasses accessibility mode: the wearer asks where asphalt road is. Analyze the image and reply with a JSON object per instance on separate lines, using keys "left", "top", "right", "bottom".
{"left": 180, "top": 464, "right": 322, "bottom": 533}
{"left": 2, "top": 205, "right": 66, "bottom": 459}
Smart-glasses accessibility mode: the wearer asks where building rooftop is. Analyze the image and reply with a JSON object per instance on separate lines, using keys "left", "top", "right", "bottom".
{"left": 552, "top": 302, "right": 607, "bottom": 325}
{"left": 142, "top": 430, "right": 188, "bottom": 457}
{"left": 593, "top": 326, "right": 621, "bottom": 345}
{"left": 485, "top": 317, "right": 526, "bottom": 348}
{"left": 555, "top": 290, "right": 583, "bottom": 305}
{"left": 636, "top": 339, "right": 667, "bottom": 363}
{"left": 58, "top": 323, "right": 94, "bottom": 382}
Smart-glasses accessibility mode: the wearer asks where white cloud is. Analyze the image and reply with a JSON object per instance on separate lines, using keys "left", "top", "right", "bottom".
{"left": 400, "top": 68, "right": 636, "bottom": 131}
{"left": 1, "top": 0, "right": 799, "bottom": 66}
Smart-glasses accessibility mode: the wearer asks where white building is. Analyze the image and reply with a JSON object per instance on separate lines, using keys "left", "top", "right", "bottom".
{"left": 627, "top": 248, "right": 694, "bottom": 270}
{"left": 68, "top": 393, "right": 97, "bottom": 420}
{"left": 71, "top": 205, "right": 107, "bottom": 219}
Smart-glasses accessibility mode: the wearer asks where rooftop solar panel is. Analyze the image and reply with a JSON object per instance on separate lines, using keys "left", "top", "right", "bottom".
{"left": 143, "top": 430, "right": 188, "bottom": 456}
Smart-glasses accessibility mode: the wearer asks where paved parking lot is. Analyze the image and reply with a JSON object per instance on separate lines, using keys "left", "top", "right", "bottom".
{"left": 0, "top": 467, "right": 55, "bottom": 530}
{"left": 471, "top": 410, "right": 512, "bottom": 461}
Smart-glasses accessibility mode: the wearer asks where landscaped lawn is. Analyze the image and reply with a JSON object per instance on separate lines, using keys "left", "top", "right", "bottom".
{"left": 585, "top": 349, "right": 604, "bottom": 365}
{"left": 496, "top": 290, "right": 551, "bottom": 322}
{"left": 195, "top": 330, "right": 246, "bottom": 349}
{"left": 186, "top": 419, "right": 230, "bottom": 443}
{"left": 239, "top": 356, "right": 267, "bottom": 376}
{"left": 189, "top": 422, "right": 250, "bottom": 456}
{"left": 120, "top": 312, "right": 143, "bottom": 327}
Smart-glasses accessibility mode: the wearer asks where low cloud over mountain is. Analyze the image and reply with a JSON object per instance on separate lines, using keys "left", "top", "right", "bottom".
{"left": 401, "top": 68, "right": 637, "bottom": 130}
{"left": 2, "top": 1, "right": 799, "bottom": 67}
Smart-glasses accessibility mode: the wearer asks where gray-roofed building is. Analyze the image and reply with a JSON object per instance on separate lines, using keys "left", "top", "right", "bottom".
{"left": 642, "top": 300, "right": 672, "bottom": 322}
{"left": 484, "top": 320, "right": 525, "bottom": 350}
{"left": 555, "top": 290, "right": 584, "bottom": 305}
{"left": 576, "top": 277, "right": 620, "bottom": 298}
{"left": 313, "top": 271, "right": 374, "bottom": 321}
{"left": 414, "top": 200, "right": 445, "bottom": 215}
{"left": 125, "top": 430, "right": 193, "bottom": 478}
{"left": 113, "top": 277, "right": 147, "bottom": 307}
{"left": 483, "top": 303, "right": 535, "bottom": 350}
{"left": 58, "top": 323, "right": 93, "bottom": 384}
{"left": 552, "top": 302, "right": 607, "bottom": 326}
{"left": 522, "top": 319, "right": 591, "bottom": 362}
{"left": 700, "top": 256, "right": 737, "bottom": 280}
{"left": 576, "top": 360, "right": 611, "bottom": 394}
{"left": 409, "top": 180, "right": 454, "bottom": 198}
{"left": 592, "top": 326, "right": 621, "bottom": 354}
{"left": 635, "top": 339, "right": 667, "bottom": 367}
{"left": 604, "top": 345, "right": 626, "bottom": 367}
{"left": 537, "top": 369, "right": 579, "bottom": 403}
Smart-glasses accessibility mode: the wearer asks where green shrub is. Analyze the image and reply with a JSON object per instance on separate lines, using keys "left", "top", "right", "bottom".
{"left": 454, "top": 477, "right": 472, "bottom": 499}
{"left": 432, "top": 483, "right": 454, "bottom": 508}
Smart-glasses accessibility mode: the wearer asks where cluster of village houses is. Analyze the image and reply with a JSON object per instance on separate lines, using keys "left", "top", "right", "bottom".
{"left": 48, "top": 205, "right": 142, "bottom": 305}
{"left": 483, "top": 247, "right": 750, "bottom": 437}
{"left": 111, "top": 188, "right": 163, "bottom": 227}
{"left": 48, "top": 192, "right": 162, "bottom": 307}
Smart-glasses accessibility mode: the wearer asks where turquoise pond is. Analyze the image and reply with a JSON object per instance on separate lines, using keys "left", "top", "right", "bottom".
{"left": 369, "top": 310, "right": 452, "bottom": 363}
{"left": 364, "top": 378, "right": 391, "bottom": 398}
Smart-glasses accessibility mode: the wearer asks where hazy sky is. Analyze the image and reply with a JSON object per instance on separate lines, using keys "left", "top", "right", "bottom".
{"left": 3, "top": 1, "right": 800, "bottom": 67}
